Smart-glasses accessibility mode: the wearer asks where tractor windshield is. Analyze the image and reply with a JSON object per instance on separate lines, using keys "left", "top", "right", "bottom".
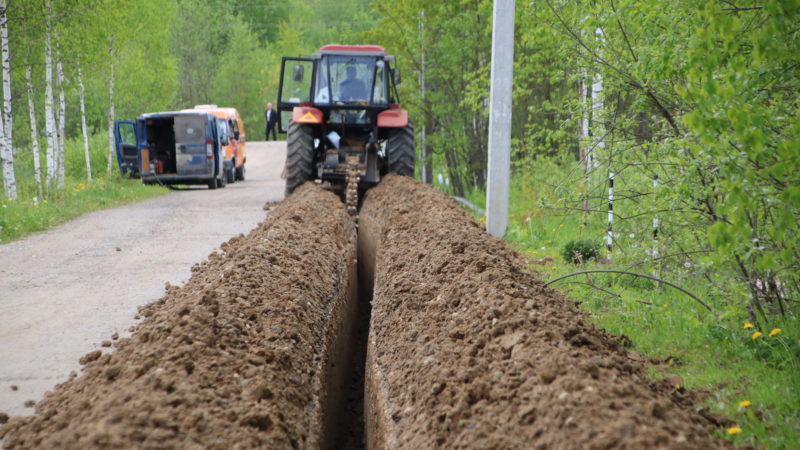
{"left": 316, "top": 55, "right": 383, "bottom": 104}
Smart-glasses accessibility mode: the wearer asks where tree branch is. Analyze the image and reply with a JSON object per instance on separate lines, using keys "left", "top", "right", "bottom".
{"left": 544, "top": 269, "right": 719, "bottom": 319}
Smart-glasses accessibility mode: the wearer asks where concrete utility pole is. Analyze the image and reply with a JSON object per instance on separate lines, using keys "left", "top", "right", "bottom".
{"left": 486, "top": 0, "right": 515, "bottom": 237}
{"left": 419, "top": 10, "right": 431, "bottom": 184}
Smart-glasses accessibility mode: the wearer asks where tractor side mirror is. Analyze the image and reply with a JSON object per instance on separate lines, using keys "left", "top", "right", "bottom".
{"left": 393, "top": 67, "right": 401, "bottom": 85}
{"left": 293, "top": 64, "right": 305, "bottom": 82}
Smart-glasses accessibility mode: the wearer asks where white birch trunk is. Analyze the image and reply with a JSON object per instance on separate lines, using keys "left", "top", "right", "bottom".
{"left": 578, "top": 68, "right": 589, "bottom": 218}
{"left": 26, "top": 65, "right": 43, "bottom": 198}
{"left": 590, "top": 76, "right": 604, "bottom": 170}
{"left": 77, "top": 65, "right": 91, "bottom": 181}
{"left": 106, "top": 39, "right": 115, "bottom": 173}
{"left": 43, "top": 1, "right": 57, "bottom": 191}
{"left": 591, "top": 29, "right": 606, "bottom": 171}
{"left": 0, "top": 0, "right": 16, "bottom": 200}
{"left": 591, "top": 28, "right": 610, "bottom": 258}
{"left": 56, "top": 47, "right": 66, "bottom": 188}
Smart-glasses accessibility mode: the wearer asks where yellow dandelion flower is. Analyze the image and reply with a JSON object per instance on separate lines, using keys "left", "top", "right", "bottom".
{"left": 751, "top": 331, "right": 763, "bottom": 339}
{"left": 739, "top": 400, "right": 751, "bottom": 408}
{"left": 727, "top": 426, "right": 742, "bottom": 435}
{"left": 768, "top": 328, "right": 782, "bottom": 337}
{"left": 743, "top": 323, "right": 754, "bottom": 329}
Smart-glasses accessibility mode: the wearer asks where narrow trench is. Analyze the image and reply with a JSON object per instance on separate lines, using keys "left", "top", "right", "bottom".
{"left": 333, "top": 269, "right": 372, "bottom": 449}
{"left": 324, "top": 211, "right": 377, "bottom": 450}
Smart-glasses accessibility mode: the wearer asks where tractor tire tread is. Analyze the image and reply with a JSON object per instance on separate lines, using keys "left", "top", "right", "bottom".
{"left": 387, "top": 123, "right": 415, "bottom": 177}
{"left": 285, "top": 122, "right": 315, "bottom": 196}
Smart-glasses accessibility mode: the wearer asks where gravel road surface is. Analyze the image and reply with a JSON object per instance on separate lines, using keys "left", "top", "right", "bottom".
{"left": 0, "top": 141, "right": 285, "bottom": 417}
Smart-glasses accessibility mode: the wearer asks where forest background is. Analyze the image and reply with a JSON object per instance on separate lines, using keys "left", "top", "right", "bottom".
{"left": 0, "top": 0, "right": 797, "bottom": 447}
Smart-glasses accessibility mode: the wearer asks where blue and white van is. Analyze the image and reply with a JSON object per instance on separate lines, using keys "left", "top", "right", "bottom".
{"left": 114, "top": 111, "right": 230, "bottom": 189}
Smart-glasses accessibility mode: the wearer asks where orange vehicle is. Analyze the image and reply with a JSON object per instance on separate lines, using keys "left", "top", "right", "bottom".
{"left": 183, "top": 105, "right": 247, "bottom": 182}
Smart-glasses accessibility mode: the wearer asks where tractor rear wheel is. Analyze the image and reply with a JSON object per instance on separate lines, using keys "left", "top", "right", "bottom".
{"left": 285, "top": 121, "right": 315, "bottom": 196}
{"left": 386, "top": 123, "right": 415, "bottom": 177}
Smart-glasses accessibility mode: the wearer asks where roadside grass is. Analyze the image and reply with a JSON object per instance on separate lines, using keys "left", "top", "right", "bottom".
{"left": 0, "top": 133, "right": 168, "bottom": 244}
{"left": 460, "top": 157, "right": 800, "bottom": 449}
{"left": 0, "top": 175, "right": 166, "bottom": 244}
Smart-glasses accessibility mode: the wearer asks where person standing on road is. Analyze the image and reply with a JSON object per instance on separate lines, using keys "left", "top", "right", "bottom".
{"left": 265, "top": 102, "right": 278, "bottom": 140}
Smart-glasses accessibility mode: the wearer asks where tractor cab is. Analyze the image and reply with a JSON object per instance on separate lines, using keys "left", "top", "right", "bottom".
{"left": 277, "top": 45, "right": 414, "bottom": 214}
{"left": 277, "top": 45, "right": 401, "bottom": 132}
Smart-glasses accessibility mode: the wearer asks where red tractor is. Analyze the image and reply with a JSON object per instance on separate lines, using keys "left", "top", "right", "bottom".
{"left": 277, "top": 45, "right": 414, "bottom": 214}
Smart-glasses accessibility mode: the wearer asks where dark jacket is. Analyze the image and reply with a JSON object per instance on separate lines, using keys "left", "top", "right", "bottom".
{"left": 265, "top": 109, "right": 278, "bottom": 128}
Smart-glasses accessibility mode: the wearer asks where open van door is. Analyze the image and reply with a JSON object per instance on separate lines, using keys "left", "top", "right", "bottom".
{"left": 206, "top": 117, "right": 227, "bottom": 189}
{"left": 277, "top": 57, "right": 314, "bottom": 133}
{"left": 114, "top": 120, "right": 139, "bottom": 177}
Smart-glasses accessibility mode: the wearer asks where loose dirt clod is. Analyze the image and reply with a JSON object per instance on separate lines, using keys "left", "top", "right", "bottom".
{"left": 0, "top": 184, "right": 357, "bottom": 449}
{"left": 361, "top": 175, "right": 730, "bottom": 449}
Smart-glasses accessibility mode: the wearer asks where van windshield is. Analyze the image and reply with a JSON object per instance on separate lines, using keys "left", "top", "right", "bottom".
{"left": 174, "top": 115, "right": 206, "bottom": 144}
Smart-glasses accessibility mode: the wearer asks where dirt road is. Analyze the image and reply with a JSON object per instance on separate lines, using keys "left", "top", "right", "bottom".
{"left": 0, "top": 141, "right": 285, "bottom": 417}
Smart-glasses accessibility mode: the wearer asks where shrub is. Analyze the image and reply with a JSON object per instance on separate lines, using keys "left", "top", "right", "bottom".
{"left": 562, "top": 239, "right": 601, "bottom": 264}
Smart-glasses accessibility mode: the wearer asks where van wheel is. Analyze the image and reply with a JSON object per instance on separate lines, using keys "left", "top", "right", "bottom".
{"left": 208, "top": 178, "right": 218, "bottom": 189}
{"left": 219, "top": 173, "right": 227, "bottom": 188}
{"left": 235, "top": 165, "right": 245, "bottom": 181}
{"left": 226, "top": 166, "right": 235, "bottom": 184}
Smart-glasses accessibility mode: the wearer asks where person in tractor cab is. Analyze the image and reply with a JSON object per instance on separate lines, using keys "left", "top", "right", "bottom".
{"left": 339, "top": 65, "right": 368, "bottom": 101}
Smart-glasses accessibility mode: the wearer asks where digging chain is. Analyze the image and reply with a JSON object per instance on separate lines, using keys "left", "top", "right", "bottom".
{"left": 345, "top": 161, "right": 360, "bottom": 216}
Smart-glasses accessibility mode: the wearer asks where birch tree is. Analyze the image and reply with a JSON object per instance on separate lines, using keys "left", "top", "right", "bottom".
{"left": 43, "top": 0, "right": 57, "bottom": 191}
{"left": 578, "top": 68, "right": 589, "bottom": 220}
{"left": 26, "top": 65, "right": 43, "bottom": 198}
{"left": 55, "top": 45, "right": 66, "bottom": 188}
{"left": 77, "top": 64, "right": 91, "bottom": 181}
{"left": 106, "top": 35, "right": 115, "bottom": 173}
{"left": 56, "top": 58, "right": 66, "bottom": 186}
{"left": 0, "top": 0, "right": 15, "bottom": 200}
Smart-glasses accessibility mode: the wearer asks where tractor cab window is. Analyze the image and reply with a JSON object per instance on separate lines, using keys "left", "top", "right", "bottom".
{"left": 373, "top": 60, "right": 388, "bottom": 104}
{"left": 321, "top": 55, "right": 376, "bottom": 103}
{"left": 315, "top": 61, "right": 330, "bottom": 103}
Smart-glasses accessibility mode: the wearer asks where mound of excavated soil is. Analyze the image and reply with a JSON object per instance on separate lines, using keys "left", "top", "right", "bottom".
{"left": 361, "top": 175, "right": 730, "bottom": 449}
{"left": 0, "top": 184, "right": 357, "bottom": 449}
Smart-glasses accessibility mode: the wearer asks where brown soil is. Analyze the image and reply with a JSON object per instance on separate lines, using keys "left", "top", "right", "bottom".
{"left": 0, "top": 174, "right": 733, "bottom": 449}
{"left": 360, "top": 174, "right": 731, "bottom": 449}
{"left": 0, "top": 184, "right": 357, "bottom": 449}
